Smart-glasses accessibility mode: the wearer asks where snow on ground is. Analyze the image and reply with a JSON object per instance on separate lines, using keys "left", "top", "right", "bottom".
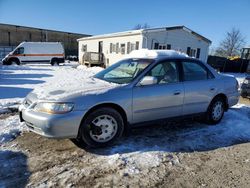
{"left": 0, "top": 115, "right": 27, "bottom": 144}
{"left": 0, "top": 62, "right": 103, "bottom": 110}
{"left": 0, "top": 62, "right": 104, "bottom": 143}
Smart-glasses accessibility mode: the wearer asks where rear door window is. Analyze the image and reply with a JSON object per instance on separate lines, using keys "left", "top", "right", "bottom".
{"left": 182, "top": 61, "right": 213, "bottom": 81}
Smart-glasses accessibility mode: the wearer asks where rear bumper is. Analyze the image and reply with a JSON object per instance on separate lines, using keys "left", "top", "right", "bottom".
{"left": 19, "top": 104, "right": 86, "bottom": 139}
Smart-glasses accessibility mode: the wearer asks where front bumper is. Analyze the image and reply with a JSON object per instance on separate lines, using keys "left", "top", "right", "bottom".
{"left": 19, "top": 104, "right": 86, "bottom": 139}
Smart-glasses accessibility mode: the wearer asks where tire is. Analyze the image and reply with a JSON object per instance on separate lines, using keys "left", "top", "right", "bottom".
{"left": 205, "top": 97, "right": 225, "bottom": 125}
{"left": 78, "top": 107, "right": 124, "bottom": 148}
{"left": 51, "top": 58, "right": 59, "bottom": 66}
{"left": 8, "top": 58, "right": 20, "bottom": 65}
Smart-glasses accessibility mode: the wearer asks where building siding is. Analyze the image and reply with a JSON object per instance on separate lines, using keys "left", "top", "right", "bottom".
{"left": 0, "top": 23, "right": 90, "bottom": 59}
{"left": 144, "top": 29, "right": 209, "bottom": 62}
{"left": 78, "top": 27, "right": 211, "bottom": 66}
{"left": 79, "top": 34, "right": 143, "bottom": 66}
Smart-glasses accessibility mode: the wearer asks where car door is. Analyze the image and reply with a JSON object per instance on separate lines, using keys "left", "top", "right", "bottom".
{"left": 132, "top": 60, "right": 184, "bottom": 123}
{"left": 181, "top": 60, "right": 217, "bottom": 115}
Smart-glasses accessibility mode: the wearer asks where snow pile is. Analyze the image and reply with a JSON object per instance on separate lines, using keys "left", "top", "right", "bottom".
{"left": 0, "top": 115, "right": 27, "bottom": 144}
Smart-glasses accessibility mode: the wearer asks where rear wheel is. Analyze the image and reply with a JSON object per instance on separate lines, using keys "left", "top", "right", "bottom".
{"left": 205, "top": 97, "right": 225, "bottom": 124}
{"left": 51, "top": 58, "right": 59, "bottom": 66}
{"left": 78, "top": 107, "right": 124, "bottom": 148}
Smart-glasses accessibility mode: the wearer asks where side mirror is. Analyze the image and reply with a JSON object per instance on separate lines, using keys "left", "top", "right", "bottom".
{"left": 139, "top": 76, "right": 157, "bottom": 86}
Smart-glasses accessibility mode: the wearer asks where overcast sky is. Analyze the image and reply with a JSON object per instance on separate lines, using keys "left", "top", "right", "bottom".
{"left": 0, "top": 0, "right": 249, "bottom": 48}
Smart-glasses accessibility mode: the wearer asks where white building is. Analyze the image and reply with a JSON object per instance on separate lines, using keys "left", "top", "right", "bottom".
{"left": 77, "top": 26, "right": 211, "bottom": 66}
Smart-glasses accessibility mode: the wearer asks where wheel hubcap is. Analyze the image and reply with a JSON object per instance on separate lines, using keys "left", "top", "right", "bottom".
{"left": 89, "top": 115, "right": 118, "bottom": 143}
{"left": 212, "top": 101, "right": 223, "bottom": 121}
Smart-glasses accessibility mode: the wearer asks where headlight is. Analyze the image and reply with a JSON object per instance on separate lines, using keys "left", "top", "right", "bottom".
{"left": 34, "top": 102, "right": 74, "bottom": 114}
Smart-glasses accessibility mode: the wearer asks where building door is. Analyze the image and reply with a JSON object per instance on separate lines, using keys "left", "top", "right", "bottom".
{"left": 98, "top": 41, "right": 103, "bottom": 53}
{"left": 98, "top": 41, "right": 103, "bottom": 63}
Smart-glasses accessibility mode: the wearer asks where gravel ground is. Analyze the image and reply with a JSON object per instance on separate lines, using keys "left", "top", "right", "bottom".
{"left": 1, "top": 131, "right": 250, "bottom": 188}
{"left": 0, "top": 98, "right": 249, "bottom": 188}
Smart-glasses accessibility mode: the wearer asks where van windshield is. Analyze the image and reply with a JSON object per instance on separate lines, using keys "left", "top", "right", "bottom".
{"left": 94, "top": 59, "right": 153, "bottom": 84}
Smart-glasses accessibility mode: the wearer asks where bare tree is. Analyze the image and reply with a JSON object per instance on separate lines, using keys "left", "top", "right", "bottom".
{"left": 133, "top": 23, "right": 151, "bottom": 30}
{"left": 215, "top": 28, "right": 245, "bottom": 57}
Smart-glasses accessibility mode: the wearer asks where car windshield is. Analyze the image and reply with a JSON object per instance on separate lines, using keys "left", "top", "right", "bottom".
{"left": 94, "top": 59, "right": 153, "bottom": 84}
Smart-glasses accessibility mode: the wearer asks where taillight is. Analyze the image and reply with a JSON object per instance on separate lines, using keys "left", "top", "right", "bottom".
{"left": 236, "top": 80, "right": 239, "bottom": 91}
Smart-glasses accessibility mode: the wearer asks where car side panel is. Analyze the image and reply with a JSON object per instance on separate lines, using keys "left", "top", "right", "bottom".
{"left": 132, "top": 82, "right": 184, "bottom": 123}
{"left": 183, "top": 79, "right": 221, "bottom": 115}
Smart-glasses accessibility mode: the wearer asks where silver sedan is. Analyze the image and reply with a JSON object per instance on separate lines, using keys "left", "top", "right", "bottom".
{"left": 19, "top": 50, "right": 239, "bottom": 148}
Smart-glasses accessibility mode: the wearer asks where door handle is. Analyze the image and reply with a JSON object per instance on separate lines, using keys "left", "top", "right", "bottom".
{"left": 173, "top": 90, "right": 181, "bottom": 95}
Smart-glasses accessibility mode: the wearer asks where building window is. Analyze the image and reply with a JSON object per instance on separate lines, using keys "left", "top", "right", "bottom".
{"left": 196, "top": 48, "right": 200, "bottom": 58}
{"left": 8, "top": 32, "right": 11, "bottom": 46}
{"left": 82, "top": 44, "right": 87, "bottom": 52}
{"left": 186, "top": 47, "right": 191, "bottom": 56}
{"left": 135, "top": 41, "right": 139, "bottom": 50}
{"left": 112, "top": 44, "right": 116, "bottom": 53}
{"left": 189, "top": 49, "right": 196, "bottom": 57}
{"left": 29, "top": 33, "right": 32, "bottom": 41}
{"left": 116, "top": 43, "right": 119, "bottom": 53}
{"left": 120, "top": 43, "right": 126, "bottom": 54}
{"left": 167, "top": 44, "right": 171, "bottom": 49}
{"left": 154, "top": 42, "right": 159, "bottom": 49}
{"left": 131, "top": 43, "right": 136, "bottom": 51}
{"left": 154, "top": 43, "right": 167, "bottom": 50}
{"left": 110, "top": 43, "right": 112, "bottom": 53}
{"left": 127, "top": 42, "right": 131, "bottom": 54}
{"left": 159, "top": 44, "right": 166, "bottom": 49}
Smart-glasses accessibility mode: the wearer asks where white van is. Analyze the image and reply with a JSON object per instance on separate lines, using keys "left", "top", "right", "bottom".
{"left": 2, "top": 42, "right": 65, "bottom": 65}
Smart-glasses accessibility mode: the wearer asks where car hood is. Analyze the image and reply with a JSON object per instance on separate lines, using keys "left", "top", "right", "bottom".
{"left": 31, "top": 77, "right": 121, "bottom": 101}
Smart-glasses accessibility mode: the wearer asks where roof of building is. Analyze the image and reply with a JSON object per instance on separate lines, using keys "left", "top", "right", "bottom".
{"left": 77, "top": 25, "right": 212, "bottom": 44}
{"left": 0, "top": 23, "right": 91, "bottom": 36}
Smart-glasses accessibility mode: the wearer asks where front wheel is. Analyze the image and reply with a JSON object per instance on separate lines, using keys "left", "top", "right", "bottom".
{"left": 205, "top": 97, "right": 225, "bottom": 125}
{"left": 78, "top": 107, "right": 124, "bottom": 148}
{"left": 7, "top": 59, "right": 20, "bottom": 65}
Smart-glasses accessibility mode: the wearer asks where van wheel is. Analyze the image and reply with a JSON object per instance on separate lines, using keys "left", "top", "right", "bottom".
{"left": 51, "top": 59, "right": 59, "bottom": 66}
{"left": 8, "top": 59, "right": 20, "bottom": 65}
{"left": 78, "top": 107, "right": 124, "bottom": 148}
{"left": 205, "top": 97, "right": 225, "bottom": 125}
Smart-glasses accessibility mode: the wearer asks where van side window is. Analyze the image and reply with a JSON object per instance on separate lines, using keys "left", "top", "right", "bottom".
{"left": 13, "top": 47, "right": 24, "bottom": 55}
